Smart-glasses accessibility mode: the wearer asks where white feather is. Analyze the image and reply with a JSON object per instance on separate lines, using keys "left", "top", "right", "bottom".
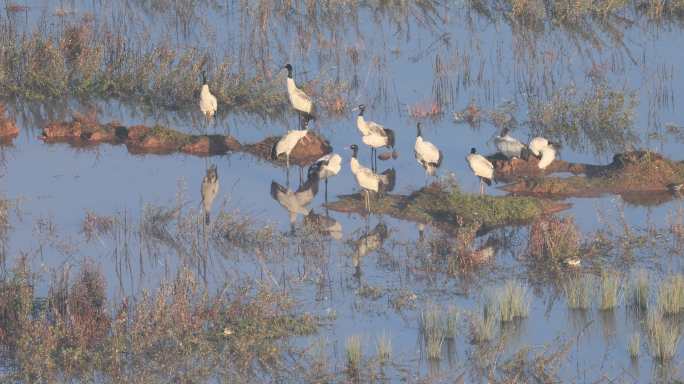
{"left": 357, "top": 115, "right": 392, "bottom": 149}
{"left": 537, "top": 146, "right": 556, "bottom": 169}
{"left": 314, "top": 153, "right": 342, "bottom": 180}
{"left": 350, "top": 157, "right": 382, "bottom": 192}
{"left": 528, "top": 137, "right": 549, "bottom": 157}
{"left": 199, "top": 84, "right": 217, "bottom": 118}
{"left": 275, "top": 130, "right": 308, "bottom": 158}
{"left": 495, "top": 133, "right": 525, "bottom": 159}
{"left": 287, "top": 78, "right": 313, "bottom": 114}
{"left": 467, "top": 153, "right": 494, "bottom": 180}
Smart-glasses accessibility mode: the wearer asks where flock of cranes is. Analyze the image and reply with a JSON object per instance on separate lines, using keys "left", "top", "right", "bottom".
{"left": 198, "top": 63, "right": 561, "bottom": 226}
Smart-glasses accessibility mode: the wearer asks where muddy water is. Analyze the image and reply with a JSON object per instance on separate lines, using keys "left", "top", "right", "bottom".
{"left": 1, "top": 0, "right": 684, "bottom": 382}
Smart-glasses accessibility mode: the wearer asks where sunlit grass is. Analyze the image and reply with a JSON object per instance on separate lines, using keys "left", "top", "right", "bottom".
{"left": 564, "top": 274, "right": 594, "bottom": 310}
{"left": 496, "top": 280, "right": 530, "bottom": 322}
{"left": 646, "top": 311, "right": 681, "bottom": 362}
{"left": 627, "top": 269, "right": 650, "bottom": 312}
{"left": 599, "top": 270, "right": 620, "bottom": 311}
{"left": 656, "top": 274, "right": 684, "bottom": 315}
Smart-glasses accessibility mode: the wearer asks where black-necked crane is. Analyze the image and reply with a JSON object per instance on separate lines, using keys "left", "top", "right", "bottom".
{"left": 270, "top": 172, "right": 319, "bottom": 234}
{"left": 199, "top": 70, "right": 217, "bottom": 127}
{"left": 284, "top": 64, "right": 315, "bottom": 128}
{"left": 528, "top": 136, "right": 558, "bottom": 170}
{"left": 272, "top": 122, "right": 311, "bottom": 183}
{"left": 495, "top": 127, "right": 528, "bottom": 160}
{"left": 308, "top": 153, "right": 342, "bottom": 202}
{"left": 354, "top": 104, "right": 395, "bottom": 170}
{"left": 348, "top": 144, "right": 395, "bottom": 213}
{"left": 466, "top": 147, "right": 494, "bottom": 195}
{"left": 414, "top": 123, "right": 442, "bottom": 180}
{"left": 200, "top": 164, "right": 219, "bottom": 225}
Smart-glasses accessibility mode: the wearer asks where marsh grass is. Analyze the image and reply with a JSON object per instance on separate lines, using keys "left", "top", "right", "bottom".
{"left": 599, "top": 270, "right": 620, "bottom": 311}
{"left": 629, "top": 333, "right": 641, "bottom": 359}
{"left": 628, "top": 269, "right": 650, "bottom": 312}
{"left": 646, "top": 311, "right": 681, "bottom": 362}
{"left": 564, "top": 274, "right": 594, "bottom": 310}
{"left": 495, "top": 280, "right": 530, "bottom": 323}
{"left": 656, "top": 274, "right": 684, "bottom": 315}
{"left": 420, "top": 304, "right": 445, "bottom": 360}
{"left": 444, "top": 305, "right": 460, "bottom": 339}
{"left": 376, "top": 331, "right": 392, "bottom": 364}
{"left": 470, "top": 306, "right": 497, "bottom": 343}
{"left": 346, "top": 335, "right": 362, "bottom": 374}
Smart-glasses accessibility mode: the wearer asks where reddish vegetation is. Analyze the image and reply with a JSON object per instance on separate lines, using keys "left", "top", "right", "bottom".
{"left": 41, "top": 117, "right": 329, "bottom": 165}
{"left": 0, "top": 104, "right": 19, "bottom": 142}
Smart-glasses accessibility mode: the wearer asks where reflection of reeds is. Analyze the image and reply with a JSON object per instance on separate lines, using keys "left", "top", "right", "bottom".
{"left": 628, "top": 269, "right": 650, "bottom": 312}
{"left": 646, "top": 311, "right": 681, "bottom": 362}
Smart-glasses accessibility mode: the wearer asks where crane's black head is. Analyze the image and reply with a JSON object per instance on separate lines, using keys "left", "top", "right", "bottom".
{"left": 201, "top": 70, "right": 207, "bottom": 85}
{"left": 284, "top": 64, "right": 293, "bottom": 78}
{"left": 357, "top": 104, "right": 366, "bottom": 116}
{"left": 350, "top": 144, "right": 359, "bottom": 158}
{"left": 500, "top": 127, "right": 510, "bottom": 136}
{"left": 416, "top": 122, "right": 422, "bottom": 137}
{"left": 470, "top": 147, "right": 477, "bottom": 154}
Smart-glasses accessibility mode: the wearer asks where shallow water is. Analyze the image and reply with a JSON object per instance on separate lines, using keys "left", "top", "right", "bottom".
{"left": 1, "top": 0, "right": 684, "bottom": 382}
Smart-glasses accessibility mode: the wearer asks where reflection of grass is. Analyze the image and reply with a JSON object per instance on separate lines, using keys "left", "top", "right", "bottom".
{"left": 628, "top": 269, "right": 650, "bottom": 312}
{"left": 646, "top": 311, "right": 680, "bottom": 362}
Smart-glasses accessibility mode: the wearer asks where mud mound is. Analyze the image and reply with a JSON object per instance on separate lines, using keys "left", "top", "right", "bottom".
{"left": 502, "top": 151, "right": 684, "bottom": 199}
{"left": 326, "top": 183, "right": 570, "bottom": 234}
{"left": 242, "top": 132, "right": 332, "bottom": 167}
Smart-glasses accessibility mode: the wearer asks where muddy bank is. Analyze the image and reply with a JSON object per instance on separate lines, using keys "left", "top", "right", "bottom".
{"left": 326, "top": 183, "right": 570, "bottom": 234}
{"left": 487, "top": 153, "right": 597, "bottom": 181}
{"left": 0, "top": 104, "right": 19, "bottom": 143}
{"left": 501, "top": 151, "right": 684, "bottom": 200}
{"left": 40, "top": 117, "right": 330, "bottom": 165}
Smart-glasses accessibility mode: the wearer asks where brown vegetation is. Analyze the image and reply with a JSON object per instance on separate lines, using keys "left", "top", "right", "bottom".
{"left": 0, "top": 104, "right": 19, "bottom": 142}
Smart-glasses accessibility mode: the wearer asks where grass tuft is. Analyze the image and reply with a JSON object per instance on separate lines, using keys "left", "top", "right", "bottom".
{"left": 346, "top": 335, "right": 362, "bottom": 374}
{"left": 564, "top": 274, "right": 594, "bottom": 310}
{"left": 599, "top": 270, "right": 620, "bottom": 311}
{"left": 627, "top": 269, "right": 650, "bottom": 312}
{"left": 495, "top": 280, "right": 530, "bottom": 322}
{"left": 376, "top": 331, "right": 392, "bottom": 365}
{"left": 628, "top": 333, "right": 640, "bottom": 360}
{"left": 656, "top": 274, "right": 684, "bottom": 315}
{"left": 646, "top": 311, "right": 681, "bottom": 362}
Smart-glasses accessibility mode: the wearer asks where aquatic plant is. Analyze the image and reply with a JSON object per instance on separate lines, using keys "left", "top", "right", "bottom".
{"left": 346, "top": 335, "right": 362, "bottom": 374}
{"left": 528, "top": 216, "right": 581, "bottom": 261}
{"left": 656, "top": 274, "right": 684, "bottom": 315}
{"left": 376, "top": 331, "right": 392, "bottom": 364}
{"left": 564, "top": 274, "right": 594, "bottom": 310}
{"left": 496, "top": 280, "right": 530, "bottom": 322}
{"left": 629, "top": 333, "right": 640, "bottom": 359}
{"left": 599, "top": 270, "right": 620, "bottom": 311}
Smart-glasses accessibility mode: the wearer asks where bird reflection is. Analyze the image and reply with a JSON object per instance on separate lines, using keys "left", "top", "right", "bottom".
{"left": 270, "top": 172, "right": 319, "bottom": 234}
{"left": 304, "top": 210, "right": 343, "bottom": 240}
{"left": 351, "top": 222, "right": 388, "bottom": 278}
{"left": 201, "top": 164, "right": 219, "bottom": 225}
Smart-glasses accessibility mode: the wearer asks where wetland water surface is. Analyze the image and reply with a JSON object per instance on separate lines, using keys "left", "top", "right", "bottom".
{"left": 1, "top": 0, "right": 684, "bottom": 382}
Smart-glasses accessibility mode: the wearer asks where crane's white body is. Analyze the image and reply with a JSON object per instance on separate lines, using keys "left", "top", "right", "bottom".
{"left": 287, "top": 78, "right": 314, "bottom": 115}
{"left": 350, "top": 157, "right": 387, "bottom": 193}
{"left": 537, "top": 145, "right": 556, "bottom": 170}
{"left": 357, "top": 115, "right": 392, "bottom": 149}
{"left": 467, "top": 153, "right": 494, "bottom": 180}
{"left": 528, "top": 137, "right": 549, "bottom": 157}
{"left": 313, "top": 153, "right": 342, "bottom": 180}
{"left": 415, "top": 135, "right": 442, "bottom": 176}
{"left": 199, "top": 84, "right": 217, "bottom": 118}
{"left": 275, "top": 129, "right": 308, "bottom": 167}
{"left": 495, "top": 133, "right": 525, "bottom": 159}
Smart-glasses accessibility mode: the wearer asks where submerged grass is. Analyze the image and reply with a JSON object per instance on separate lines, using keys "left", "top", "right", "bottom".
{"left": 656, "top": 274, "right": 684, "bottom": 315}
